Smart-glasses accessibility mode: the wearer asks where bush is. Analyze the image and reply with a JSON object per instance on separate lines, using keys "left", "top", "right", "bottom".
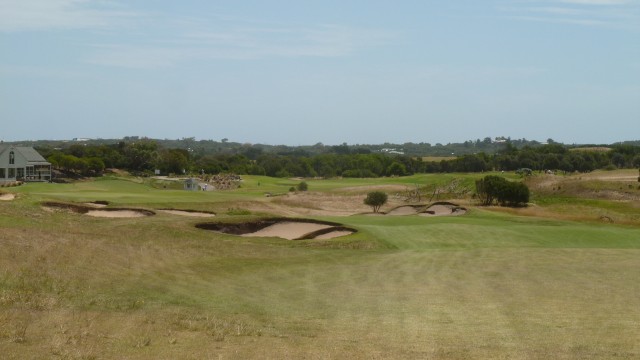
{"left": 475, "top": 175, "right": 529, "bottom": 207}
{"left": 296, "top": 181, "right": 308, "bottom": 191}
{"left": 364, "top": 191, "right": 388, "bottom": 213}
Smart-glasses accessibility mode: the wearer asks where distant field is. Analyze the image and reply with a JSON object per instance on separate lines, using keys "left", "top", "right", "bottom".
{"left": 1, "top": 172, "right": 639, "bottom": 358}
{"left": 569, "top": 147, "right": 612, "bottom": 152}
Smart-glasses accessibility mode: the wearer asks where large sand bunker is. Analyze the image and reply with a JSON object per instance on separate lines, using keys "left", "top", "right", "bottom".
{"left": 42, "top": 202, "right": 155, "bottom": 218}
{"left": 196, "top": 218, "right": 357, "bottom": 240}
{"left": 0, "top": 193, "right": 16, "bottom": 201}
{"left": 158, "top": 209, "right": 216, "bottom": 218}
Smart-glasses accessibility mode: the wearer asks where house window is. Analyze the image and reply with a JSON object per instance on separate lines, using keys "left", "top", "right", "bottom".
{"left": 17, "top": 168, "right": 24, "bottom": 179}
{"left": 9, "top": 151, "right": 15, "bottom": 165}
{"left": 8, "top": 168, "right": 15, "bottom": 178}
{"left": 0, "top": 168, "right": 5, "bottom": 178}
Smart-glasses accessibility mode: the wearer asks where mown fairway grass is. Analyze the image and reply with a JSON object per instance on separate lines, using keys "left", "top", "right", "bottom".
{"left": 1, "top": 175, "right": 640, "bottom": 359}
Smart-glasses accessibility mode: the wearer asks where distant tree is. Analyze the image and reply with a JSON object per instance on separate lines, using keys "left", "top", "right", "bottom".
{"left": 123, "top": 140, "right": 159, "bottom": 172}
{"left": 364, "top": 191, "right": 388, "bottom": 213}
{"left": 157, "top": 148, "right": 190, "bottom": 174}
{"left": 387, "top": 162, "right": 407, "bottom": 176}
{"left": 85, "top": 157, "right": 105, "bottom": 175}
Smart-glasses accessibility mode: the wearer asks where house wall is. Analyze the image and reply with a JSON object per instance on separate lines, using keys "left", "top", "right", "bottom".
{"left": 0, "top": 148, "right": 23, "bottom": 182}
{"left": 0, "top": 147, "right": 41, "bottom": 182}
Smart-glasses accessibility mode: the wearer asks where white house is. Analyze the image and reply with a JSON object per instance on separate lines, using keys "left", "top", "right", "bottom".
{"left": 0, "top": 146, "right": 52, "bottom": 183}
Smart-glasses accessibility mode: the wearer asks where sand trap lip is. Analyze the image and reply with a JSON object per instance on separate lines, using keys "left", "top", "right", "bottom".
{"left": 196, "top": 218, "right": 356, "bottom": 240}
{"left": 313, "top": 230, "right": 354, "bottom": 240}
{"left": 158, "top": 209, "right": 216, "bottom": 217}
{"left": 0, "top": 193, "right": 16, "bottom": 201}
{"left": 41, "top": 201, "right": 155, "bottom": 218}
{"left": 385, "top": 202, "right": 467, "bottom": 216}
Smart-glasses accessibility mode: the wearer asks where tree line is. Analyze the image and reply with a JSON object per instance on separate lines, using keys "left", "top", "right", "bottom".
{"left": 37, "top": 140, "right": 640, "bottom": 178}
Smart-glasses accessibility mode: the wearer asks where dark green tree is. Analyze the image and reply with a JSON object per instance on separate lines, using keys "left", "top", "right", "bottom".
{"left": 387, "top": 162, "right": 407, "bottom": 176}
{"left": 475, "top": 175, "right": 529, "bottom": 207}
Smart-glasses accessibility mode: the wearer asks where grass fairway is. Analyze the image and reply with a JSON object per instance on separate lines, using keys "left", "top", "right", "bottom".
{"left": 1, "top": 176, "right": 640, "bottom": 358}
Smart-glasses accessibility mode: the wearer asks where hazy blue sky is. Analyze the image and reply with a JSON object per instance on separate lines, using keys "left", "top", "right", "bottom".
{"left": 2, "top": 0, "right": 639, "bottom": 145}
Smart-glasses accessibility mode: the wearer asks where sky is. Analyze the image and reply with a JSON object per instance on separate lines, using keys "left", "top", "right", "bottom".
{"left": 1, "top": 0, "right": 639, "bottom": 145}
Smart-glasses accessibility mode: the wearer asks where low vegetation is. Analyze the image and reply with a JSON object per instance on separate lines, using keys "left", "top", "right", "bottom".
{"left": 16, "top": 137, "right": 640, "bottom": 180}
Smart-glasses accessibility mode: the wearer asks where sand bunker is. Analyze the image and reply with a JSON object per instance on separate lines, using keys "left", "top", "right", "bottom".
{"left": 0, "top": 193, "right": 16, "bottom": 201}
{"left": 419, "top": 202, "right": 467, "bottom": 217}
{"left": 158, "top": 209, "right": 216, "bottom": 218}
{"left": 196, "top": 218, "right": 356, "bottom": 240}
{"left": 42, "top": 202, "right": 154, "bottom": 218}
{"left": 86, "top": 209, "right": 149, "bottom": 218}
{"left": 244, "top": 222, "right": 333, "bottom": 240}
{"left": 387, "top": 205, "right": 423, "bottom": 216}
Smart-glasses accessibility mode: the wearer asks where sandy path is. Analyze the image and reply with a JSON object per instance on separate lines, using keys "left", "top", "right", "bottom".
{"left": 242, "top": 222, "right": 333, "bottom": 240}
{"left": 158, "top": 210, "right": 215, "bottom": 217}
{"left": 86, "top": 210, "right": 149, "bottom": 218}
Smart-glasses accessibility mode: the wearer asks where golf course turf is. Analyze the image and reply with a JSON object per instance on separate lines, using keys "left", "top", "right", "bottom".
{"left": 1, "top": 171, "right": 639, "bottom": 358}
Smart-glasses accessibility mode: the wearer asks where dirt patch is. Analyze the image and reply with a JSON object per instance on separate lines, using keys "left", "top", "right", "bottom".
{"left": 269, "top": 192, "right": 403, "bottom": 216}
{"left": 41, "top": 202, "right": 154, "bottom": 218}
{"left": 0, "top": 193, "right": 16, "bottom": 201}
{"left": 158, "top": 209, "right": 216, "bottom": 218}
{"left": 196, "top": 218, "right": 356, "bottom": 240}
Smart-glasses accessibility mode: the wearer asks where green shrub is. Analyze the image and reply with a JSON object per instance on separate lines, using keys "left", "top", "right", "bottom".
{"left": 475, "top": 175, "right": 529, "bottom": 207}
{"left": 364, "top": 191, "right": 388, "bottom": 213}
{"left": 296, "top": 181, "right": 308, "bottom": 191}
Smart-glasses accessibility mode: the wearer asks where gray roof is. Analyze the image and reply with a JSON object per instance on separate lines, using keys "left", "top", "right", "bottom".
{"left": 0, "top": 145, "right": 50, "bottom": 164}
{"left": 16, "top": 147, "right": 49, "bottom": 162}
